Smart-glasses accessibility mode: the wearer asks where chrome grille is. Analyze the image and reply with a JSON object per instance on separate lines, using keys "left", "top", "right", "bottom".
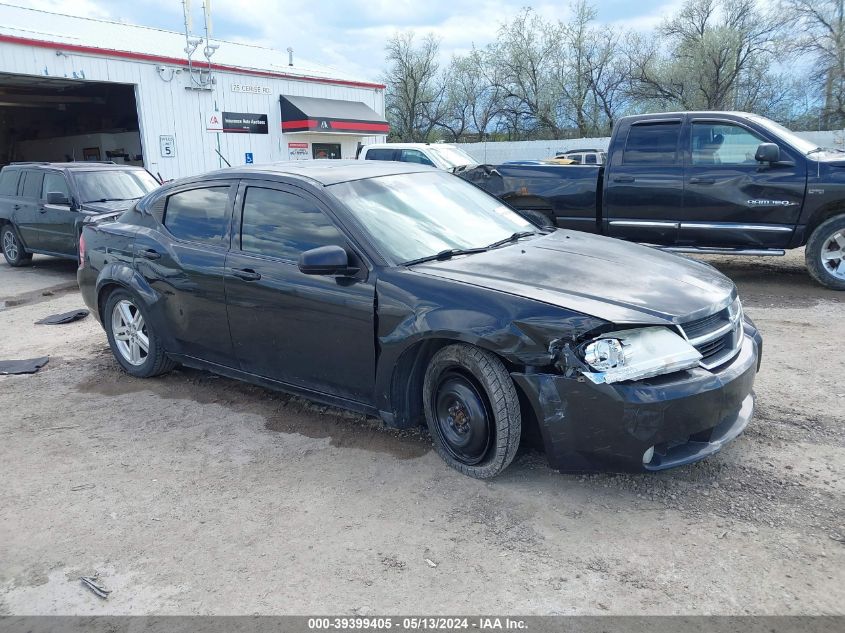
{"left": 679, "top": 298, "right": 743, "bottom": 370}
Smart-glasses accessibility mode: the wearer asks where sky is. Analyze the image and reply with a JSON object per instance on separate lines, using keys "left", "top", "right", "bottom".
{"left": 8, "top": 0, "right": 685, "bottom": 82}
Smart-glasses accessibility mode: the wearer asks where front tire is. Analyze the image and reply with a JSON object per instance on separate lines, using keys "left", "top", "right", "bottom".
{"left": 103, "top": 289, "right": 176, "bottom": 377}
{"left": 806, "top": 215, "right": 845, "bottom": 290}
{"left": 423, "top": 344, "right": 521, "bottom": 479}
{"left": 2, "top": 224, "right": 33, "bottom": 267}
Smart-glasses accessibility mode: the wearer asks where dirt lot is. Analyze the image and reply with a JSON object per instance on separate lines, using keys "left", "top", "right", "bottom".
{"left": 0, "top": 250, "right": 842, "bottom": 615}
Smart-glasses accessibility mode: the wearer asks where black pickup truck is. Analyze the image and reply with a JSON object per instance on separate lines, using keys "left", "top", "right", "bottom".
{"left": 460, "top": 111, "right": 845, "bottom": 289}
{"left": 0, "top": 162, "right": 160, "bottom": 267}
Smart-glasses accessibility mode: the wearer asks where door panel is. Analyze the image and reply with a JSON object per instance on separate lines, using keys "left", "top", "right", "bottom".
{"left": 604, "top": 121, "right": 683, "bottom": 245}
{"left": 134, "top": 183, "right": 236, "bottom": 365}
{"left": 38, "top": 172, "right": 77, "bottom": 255}
{"left": 681, "top": 121, "right": 805, "bottom": 248}
{"left": 15, "top": 170, "right": 45, "bottom": 250}
{"left": 225, "top": 183, "right": 376, "bottom": 403}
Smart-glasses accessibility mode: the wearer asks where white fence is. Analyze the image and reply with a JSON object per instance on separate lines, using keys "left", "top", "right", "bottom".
{"left": 456, "top": 129, "right": 845, "bottom": 164}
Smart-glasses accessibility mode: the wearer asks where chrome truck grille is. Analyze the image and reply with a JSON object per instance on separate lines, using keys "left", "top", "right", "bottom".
{"left": 679, "top": 298, "right": 744, "bottom": 370}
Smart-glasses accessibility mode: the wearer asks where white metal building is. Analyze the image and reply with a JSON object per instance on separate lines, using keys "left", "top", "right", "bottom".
{"left": 0, "top": 4, "right": 388, "bottom": 180}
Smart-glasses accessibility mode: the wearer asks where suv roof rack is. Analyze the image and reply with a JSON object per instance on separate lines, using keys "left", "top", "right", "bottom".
{"left": 9, "top": 160, "right": 118, "bottom": 166}
{"left": 10, "top": 161, "right": 51, "bottom": 165}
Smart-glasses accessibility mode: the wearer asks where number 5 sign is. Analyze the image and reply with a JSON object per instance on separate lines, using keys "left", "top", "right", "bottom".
{"left": 159, "top": 135, "right": 176, "bottom": 158}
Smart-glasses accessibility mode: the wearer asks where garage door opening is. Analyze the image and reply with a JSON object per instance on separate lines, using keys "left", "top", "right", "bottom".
{"left": 0, "top": 72, "right": 143, "bottom": 168}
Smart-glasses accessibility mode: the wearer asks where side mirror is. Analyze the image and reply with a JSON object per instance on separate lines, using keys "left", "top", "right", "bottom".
{"left": 298, "top": 245, "right": 357, "bottom": 276}
{"left": 755, "top": 143, "right": 780, "bottom": 163}
{"left": 46, "top": 191, "right": 70, "bottom": 206}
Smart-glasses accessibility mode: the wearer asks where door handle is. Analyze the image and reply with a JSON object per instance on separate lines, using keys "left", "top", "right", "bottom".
{"left": 139, "top": 248, "right": 161, "bottom": 260}
{"left": 13, "top": 204, "right": 21, "bottom": 211}
{"left": 39, "top": 205, "right": 47, "bottom": 213}
{"left": 232, "top": 268, "right": 261, "bottom": 281}
{"left": 690, "top": 177, "right": 715, "bottom": 184}
{"left": 613, "top": 176, "right": 635, "bottom": 183}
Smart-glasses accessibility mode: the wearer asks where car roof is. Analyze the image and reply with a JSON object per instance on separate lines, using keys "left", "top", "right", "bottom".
{"left": 2, "top": 162, "right": 145, "bottom": 171}
{"left": 195, "top": 160, "right": 436, "bottom": 186}
{"left": 362, "top": 143, "right": 458, "bottom": 150}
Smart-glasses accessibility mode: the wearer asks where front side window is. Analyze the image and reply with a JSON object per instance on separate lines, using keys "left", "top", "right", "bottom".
{"left": 399, "top": 149, "right": 435, "bottom": 166}
{"left": 691, "top": 122, "right": 765, "bottom": 165}
{"left": 21, "top": 171, "right": 43, "bottom": 198}
{"left": 42, "top": 173, "right": 70, "bottom": 201}
{"left": 240, "top": 187, "right": 345, "bottom": 260}
{"left": 163, "top": 186, "right": 231, "bottom": 245}
{"left": 74, "top": 170, "right": 160, "bottom": 203}
{"left": 623, "top": 122, "right": 680, "bottom": 165}
{"left": 329, "top": 171, "right": 535, "bottom": 264}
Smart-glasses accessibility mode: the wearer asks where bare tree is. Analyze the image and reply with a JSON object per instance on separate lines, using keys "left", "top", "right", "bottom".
{"left": 629, "top": 0, "right": 784, "bottom": 110}
{"left": 383, "top": 32, "right": 447, "bottom": 141}
{"left": 782, "top": 0, "right": 845, "bottom": 127}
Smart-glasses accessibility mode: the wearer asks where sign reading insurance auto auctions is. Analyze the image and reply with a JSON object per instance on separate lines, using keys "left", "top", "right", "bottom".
{"left": 206, "top": 111, "right": 268, "bottom": 134}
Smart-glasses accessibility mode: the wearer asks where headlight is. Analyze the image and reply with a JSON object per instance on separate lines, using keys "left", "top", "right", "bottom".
{"left": 581, "top": 327, "right": 702, "bottom": 384}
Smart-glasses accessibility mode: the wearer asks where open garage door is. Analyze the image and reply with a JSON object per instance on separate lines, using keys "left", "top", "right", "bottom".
{"left": 0, "top": 72, "right": 143, "bottom": 168}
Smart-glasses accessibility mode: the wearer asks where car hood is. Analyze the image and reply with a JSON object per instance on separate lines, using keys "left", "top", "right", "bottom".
{"left": 412, "top": 230, "right": 736, "bottom": 325}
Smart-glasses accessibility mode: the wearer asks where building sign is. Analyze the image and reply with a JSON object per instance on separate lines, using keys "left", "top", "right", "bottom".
{"left": 245, "top": 152, "right": 254, "bottom": 164}
{"left": 206, "top": 112, "right": 268, "bottom": 134}
{"left": 159, "top": 135, "right": 176, "bottom": 158}
{"left": 232, "top": 84, "right": 271, "bottom": 95}
{"left": 288, "top": 142, "right": 309, "bottom": 160}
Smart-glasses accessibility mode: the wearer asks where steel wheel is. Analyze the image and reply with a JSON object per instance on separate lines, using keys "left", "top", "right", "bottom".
{"left": 111, "top": 299, "right": 149, "bottom": 366}
{"left": 820, "top": 229, "right": 845, "bottom": 281}
{"left": 431, "top": 370, "right": 492, "bottom": 466}
{"left": 3, "top": 229, "right": 19, "bottom": 261}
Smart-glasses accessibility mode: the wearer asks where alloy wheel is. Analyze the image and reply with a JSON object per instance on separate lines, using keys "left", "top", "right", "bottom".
{"left": 820, "top": 230, "right": 845, "bottom": 281}
{"left": 3, "top": 229, "right": 19, "bottom": 261}
{"left": 111, "top": 299, "right": 149, "bottom": 366}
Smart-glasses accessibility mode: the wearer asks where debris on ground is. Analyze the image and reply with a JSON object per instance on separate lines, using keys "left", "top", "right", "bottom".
{"left": 36, "top": 309, "right": 89, "bottom": 325}
{"left": 0, "top": 356, "right": 49, "bottom": 375}
{"left": 79, "top": 575, "right": 111, "bottom": 599}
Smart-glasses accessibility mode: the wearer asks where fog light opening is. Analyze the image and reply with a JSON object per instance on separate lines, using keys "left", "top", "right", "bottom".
{"left": 643, "top": 446, "right": 655, "bottom": 465}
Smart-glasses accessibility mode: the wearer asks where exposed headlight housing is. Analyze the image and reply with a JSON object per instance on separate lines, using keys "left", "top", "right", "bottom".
{"left": 581, "top": 327, "right": 702, "bottom": 384}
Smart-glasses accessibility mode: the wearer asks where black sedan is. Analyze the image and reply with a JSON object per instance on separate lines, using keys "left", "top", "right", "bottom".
{"left": 78, "top": 161, "right": 762, "bottom": 477}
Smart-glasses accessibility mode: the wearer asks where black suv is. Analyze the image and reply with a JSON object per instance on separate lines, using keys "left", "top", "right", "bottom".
{"left": 0, "top": 162, "right": 160, "bottom": 266}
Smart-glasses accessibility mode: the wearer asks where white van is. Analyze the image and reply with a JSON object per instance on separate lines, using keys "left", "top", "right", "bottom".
{"left": 358, "top": 143, "right": 478, "bottom": 171}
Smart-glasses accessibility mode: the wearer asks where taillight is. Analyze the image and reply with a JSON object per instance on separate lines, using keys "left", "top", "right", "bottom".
{"left": 78, "top": 233, "right": 86, "bottom": 268}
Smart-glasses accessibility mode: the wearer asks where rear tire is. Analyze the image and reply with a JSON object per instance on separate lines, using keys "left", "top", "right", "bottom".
{"left": 423, "top": 344, "right": 521, "bottom": 479}
{"left": 805, "top": 215, "right": 845, "bottom": 290}
{"left": 2, "top": 224, "right": 33, "bottom": 267}
{"left": 103, "top": 289, "right": 176, "bottom": 378}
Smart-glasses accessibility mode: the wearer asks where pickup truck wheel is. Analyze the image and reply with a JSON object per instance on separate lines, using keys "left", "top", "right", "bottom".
{"left": 806, "top": 215, "right": 845, "bottom": 290}
{"left": 423, "top": 344, "right": 521, "bottom": 479}
{"left": 2, "top": 225, "right": 33, "bottom": 267}
{"left": 104, "top": 289, "right": 176, "bottom": 378}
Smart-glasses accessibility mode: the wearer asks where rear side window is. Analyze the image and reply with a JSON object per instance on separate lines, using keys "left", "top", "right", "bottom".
{"left": 163, "top": 186, "right": 230, "bottom": 245}
{"left": 21, "top": 171, "right": 43, "bottom": 198}
{"left": 585, "top": 154, "right": 597, "bottom": 164}
{"left": 623, "top": 123, "right": 680, "bottom": 165}
{"left": 42, "top": 173, "right": 70, "bottom": 200}
{"left": 240, "top": 187, "right": 345, "bottom": 261}
{"left": 0, "top": 170, "right": 19, "bottom": 196}
{"left": 364, "top": 148, "right": 396, "bottom": 161}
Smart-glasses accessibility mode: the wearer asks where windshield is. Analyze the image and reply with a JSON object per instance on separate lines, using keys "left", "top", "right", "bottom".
{"left": 746, "top": 114, "right": 818, "bottom": 155}
{"left": 329, "top": 171, "right": 535, "bottom": 264}
{"left": 427, "top": 146, "right": 478, "bottom": 169}
{"left": 75, "top": 170, "right": 160, "bottom": 203}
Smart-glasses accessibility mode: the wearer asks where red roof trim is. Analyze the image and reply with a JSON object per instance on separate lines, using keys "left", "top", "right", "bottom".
{"left": 0, "top": 33, "right": 386, "bottom": 90}
{"left": 330, "top": 121, "right": 390, "bottom": 132}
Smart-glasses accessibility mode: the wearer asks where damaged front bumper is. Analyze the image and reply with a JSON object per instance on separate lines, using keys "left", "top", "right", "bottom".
{"left": 511, "top": 327, "right": 762, "bottom": 473}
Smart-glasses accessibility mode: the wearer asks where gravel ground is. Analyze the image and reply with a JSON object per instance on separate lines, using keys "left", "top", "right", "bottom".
{"left": 0, "top": 250, "right": 842, "bottom": 615}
